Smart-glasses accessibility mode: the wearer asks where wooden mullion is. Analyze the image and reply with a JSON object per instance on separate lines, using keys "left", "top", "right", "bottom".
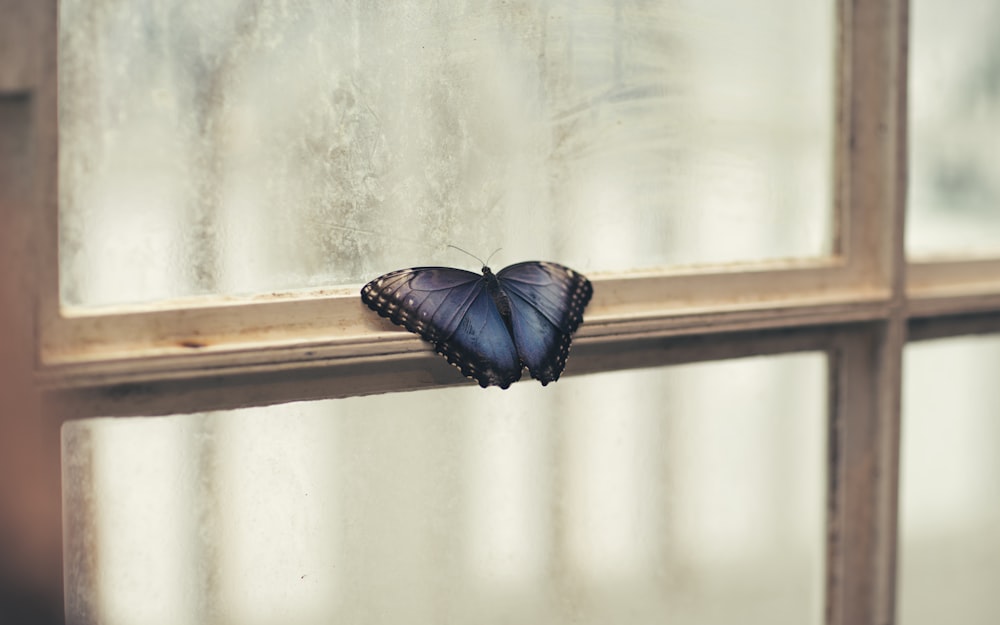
{"left": 907, "top": 258, "right": 1000, "bottom": 318}
{"left": 39, "top": 295, "right": 892, "bottom": 392}
{"left": 830, "top": 0, "right": 908, "bottom": 623}
{"left": 45, "top": 324, "right": 843, "bottom": 420}
{"left": 827, "top": 329, "right": 878, "bottom": 625}
{"left": 0, "top": 2, "right": 64, "bottom": 623}
{"left": 37, "top": 261, "right": 885, "bottom": 374}
{"left": 908, "top": 312, "right": 1000, "bottom": 342}
{"left": 826, "top": 320, "right": 905, "bottom": 625}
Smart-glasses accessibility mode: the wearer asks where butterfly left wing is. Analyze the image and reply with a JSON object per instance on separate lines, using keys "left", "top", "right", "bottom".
{"left": 497, "top": 261, "right": 593, "bottom": 385}
{"left": 361, "top": 267, "right": 523, "bottom": 388}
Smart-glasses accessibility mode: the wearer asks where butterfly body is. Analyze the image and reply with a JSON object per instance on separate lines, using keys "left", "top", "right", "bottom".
{"left": 361, "top": 261, "right": 593, "bottom": 388}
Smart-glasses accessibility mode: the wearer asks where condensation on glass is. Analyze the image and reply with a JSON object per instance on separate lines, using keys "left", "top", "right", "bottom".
{"left": 907, "top": 0, "right": 1000, "bottom": 258}
{"left": 899, "top": 336, "right": 1000, "bottom": 624}
{"left": 59, "top": 1, "right": 835, "bottom": 308}
{"left": 62, "top": 353, "right": 826, "bottom": 625}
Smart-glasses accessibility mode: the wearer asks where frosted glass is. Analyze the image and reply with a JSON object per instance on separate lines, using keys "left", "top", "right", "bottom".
{"left": 899, "top": 336, "right": 1000, "bottom": 624}
{"left": 59, "top": 1, "right": 834, "bottom": 308}
{"left": 62, "top": 353, "right": 827, "bottom": 625}
{"left": 907, "top": 0, "right": 1000, "bottom": 258}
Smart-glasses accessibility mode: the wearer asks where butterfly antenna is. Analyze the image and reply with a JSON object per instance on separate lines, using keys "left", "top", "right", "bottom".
{"left": 484, "top": 248, "right": 503, "bottom": 267}
{"left": 447, "top": 244, "right": 487, "bottom": 267}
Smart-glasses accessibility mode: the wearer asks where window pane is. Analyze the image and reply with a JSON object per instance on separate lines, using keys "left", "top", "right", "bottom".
{"left": 907, "top": 0, "right": 1000, "bottom": 258}
{"left": 59, "top": 1, "right": 834, "bottom": 308}
{"left": 899, "top": 336, "right": 1000, "bottom": 624}
{"left": 63, "top": 353, "right": 826, "bottom": 624}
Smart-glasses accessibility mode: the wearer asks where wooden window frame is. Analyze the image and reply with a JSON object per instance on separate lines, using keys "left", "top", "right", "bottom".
{"left": 4, "top": 1, "right": 1000, "bottom": 624}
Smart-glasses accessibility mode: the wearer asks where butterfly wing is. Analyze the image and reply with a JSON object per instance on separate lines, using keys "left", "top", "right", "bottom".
{"left": 497, "top": 261, "right": 593, "bottom": 385}
{"left": 361, "top": 267, "right": 522, "bottom": 388}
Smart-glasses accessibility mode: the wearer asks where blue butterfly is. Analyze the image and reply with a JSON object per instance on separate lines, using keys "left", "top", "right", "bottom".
{"left": 361, "top": 260, "right": 593, "bottom": 388}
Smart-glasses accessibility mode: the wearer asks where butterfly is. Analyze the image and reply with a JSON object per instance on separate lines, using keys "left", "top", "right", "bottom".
{"left": 361, "top": 259, "right": 593, "bottom": 389}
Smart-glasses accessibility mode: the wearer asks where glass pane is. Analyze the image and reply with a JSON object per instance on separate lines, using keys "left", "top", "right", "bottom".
{"left": 63, "top": 353, "right": 826, "bottom": 625}
{"left": 900, "top": 336, "right": 1000, "bottom": 624}
{"left": 907, "top": 0, "right": 1000, "bottom": 258}
{"left": 59, "top": 1, "right": 835, "bottom": 308}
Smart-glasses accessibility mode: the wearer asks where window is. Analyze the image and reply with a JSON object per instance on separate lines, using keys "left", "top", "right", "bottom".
{"left": 2, "top": 0, "right": 999, "bottom": 624}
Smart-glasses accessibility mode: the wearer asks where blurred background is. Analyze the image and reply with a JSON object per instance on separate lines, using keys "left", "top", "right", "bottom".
{"left": 57, "top": 0, "right": 834, "bottom": 310}
{"left": 1, "top": 0, "right": 999, "bottom": 623}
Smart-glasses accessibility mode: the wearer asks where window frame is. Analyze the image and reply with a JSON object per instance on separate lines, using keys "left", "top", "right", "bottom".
{"left": 5, "top": 1, "right": 1000, "bottom": 624}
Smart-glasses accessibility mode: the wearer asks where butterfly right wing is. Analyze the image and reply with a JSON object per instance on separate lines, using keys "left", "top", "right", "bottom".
{"left": 497, "top": 261, "right": 593, "bottom": 385}
{"left": 361, "top": 267, "right": 523, "bottom": 388}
